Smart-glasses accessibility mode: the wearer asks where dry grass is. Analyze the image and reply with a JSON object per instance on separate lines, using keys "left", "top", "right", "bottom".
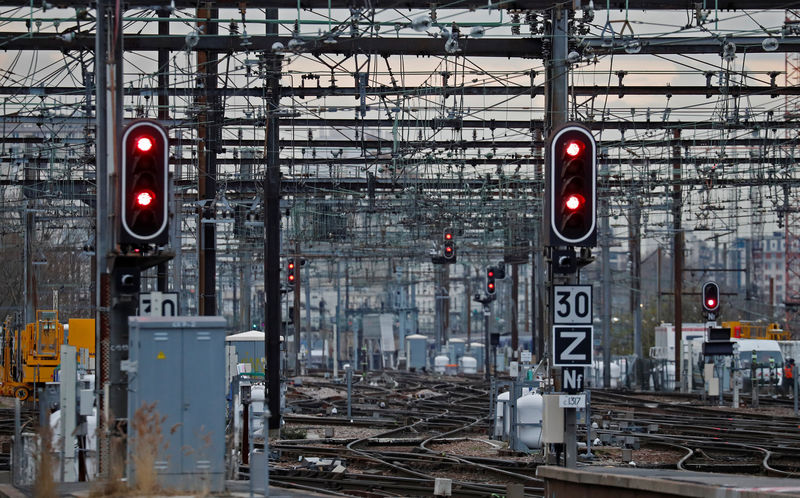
{"left": 129, "top": 402, "right": 168, "bottom": 495}
{"left": 89, "top": 403, "right": 170, "bottom": 497}
{"left": 89, "top": 417, "right": 127, "bottom": 497}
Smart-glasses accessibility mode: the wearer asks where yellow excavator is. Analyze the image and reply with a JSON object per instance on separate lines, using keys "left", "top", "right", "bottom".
{"left": 723, "top": 321, "right": 790, "bottom": 341}
{"left": 0, "top": 311, "right": 94, "bottom": 401}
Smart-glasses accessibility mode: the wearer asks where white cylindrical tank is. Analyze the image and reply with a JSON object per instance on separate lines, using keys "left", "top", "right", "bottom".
{"left": 494, "top": 391, "right": 510, "bottom": 437}
{"left": 448, "top": 338, "right": 466, "bottom": 362}
{"left": 493, "top": 389, "right": 542, "bottom": 448}
{"left": 517, "top": 392, "right": 544, "bottom": 449}
{"left": 434, "top": 354, "right": 449, "bottom": 374}
{"left": 406, "top": 334, "right": 428, "bottom": 371}
{"left": 460, "top": 355, "right": 478, "bottom": 374}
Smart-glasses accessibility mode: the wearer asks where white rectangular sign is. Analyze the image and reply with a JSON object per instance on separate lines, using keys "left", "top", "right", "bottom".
{"left": 559, "top": 394, "right": 586, "bottom": 408}
{"left": 553, "top": 285, "right": 593, "bottom": 324}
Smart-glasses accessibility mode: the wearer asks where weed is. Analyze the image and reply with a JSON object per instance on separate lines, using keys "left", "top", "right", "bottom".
{"left": 129, "top": 402, "right": 168, "bottom": 495}
{"left": 282, "top": 427, "right": 307, "bottom": 440}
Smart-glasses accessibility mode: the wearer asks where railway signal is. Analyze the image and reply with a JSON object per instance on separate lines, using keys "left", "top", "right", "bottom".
{"left": 442, "top": 228, "right": 456, "bottom": 262}
{"left": 547, "top": 123, "right": 597, "bottom": 247}
{"left": 121, "top": 120, "right": 169, "bottom": 247}
{"left": 486, "top": 267, "right": 496, "bottom": 295}
{"left": 702, "top": 281, "right": 720, "bottom": 319}
{"left": 287, "top": 259, "right": 296, "bottom": 285}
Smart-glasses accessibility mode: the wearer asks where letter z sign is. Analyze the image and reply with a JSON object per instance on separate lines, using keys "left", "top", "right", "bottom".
{"left": 553, "top": 326, "right": 593, "bottom": 366}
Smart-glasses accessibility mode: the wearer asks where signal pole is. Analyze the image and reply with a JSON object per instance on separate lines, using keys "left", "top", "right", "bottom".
{"left": 544, "top": 6, "right": 597, "bottom": 469}
{"left": 94, "top": 0, "right": 110, "bottom": 474}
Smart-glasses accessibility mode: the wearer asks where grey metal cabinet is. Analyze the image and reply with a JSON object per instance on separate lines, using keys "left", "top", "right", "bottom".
{"left": 127, "top": 316, "right": 227, "bottom": 492}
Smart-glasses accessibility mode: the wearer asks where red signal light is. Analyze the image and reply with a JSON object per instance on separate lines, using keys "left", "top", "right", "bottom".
{"left": 565, "top": 193, "right": 585, "bottom": 212}
{"left": 445, "top": 232, "right": 452, "bottom": 240}
{"left": 288, "top": 262, "right": 295, "bottom": 270}
{"left": 121, "top": 120, "right": 168, "bottom": 246}
{"left": 702, "top": 281, "right": 720, "bottom": 313}
{"left": 548, "top": 125, "right": 596, "bottom": 246}
{"left": 488, "top": 270, "right": 495, "bottom": 278}
{"left": 488, "top": 282, "right": 495, "bottom": 291}
{"left": 136, "top": 136, "right": 154, "bottom": 152}
{"left": 565, "top": 140, "right": 583, "bottom": 157}
{"left": 288, "top": 274, "right": 295, "bottom": 282}
{"left": 136, "top": 190, "right": 155, "bottom": 207}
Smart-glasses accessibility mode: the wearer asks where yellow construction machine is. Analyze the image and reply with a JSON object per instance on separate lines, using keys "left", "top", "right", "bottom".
{"left": 0, "top": 311, "right": 94, "bottom": 401}
{"left": 722, "top": 321, "right": 790, "bottom": 341}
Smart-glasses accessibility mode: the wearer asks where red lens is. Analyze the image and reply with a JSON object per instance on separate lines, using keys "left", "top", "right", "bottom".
{"left": 565, "top": 194, "right": 585, "bottom": 211}
{"left": 707, "top": 298, "right": 716, "bottom": 308}
{"left": 136, "top": 136, "right": 154, "bottom": 152}
{"left": 565, "top": 140, "right": 583, "bottom": 157}
{"left": 136, "top": 191, "right": 154, "bottom": 207}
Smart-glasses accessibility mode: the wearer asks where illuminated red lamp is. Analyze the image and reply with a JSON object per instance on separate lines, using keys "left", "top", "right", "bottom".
{"left": 565, "top": 193, "right": 585, "bottom": 212}
{"left": 565, "top": 140, "right": 583, "bottom": 157}
{"left": 136, "top": 136, "right": 154, "bottom": 152}
{"left": 136, "top": 190, "right": 155, "bottom": 207}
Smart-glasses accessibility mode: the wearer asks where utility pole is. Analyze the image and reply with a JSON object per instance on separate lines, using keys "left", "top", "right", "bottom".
{"left": 156, "top": 8, "right": 170, "bottom": 293}
{"left": 263, "top": 9, "right": 282, "bottom": 429}
{"left": 631, "top": 198, "right": 643, "bottom": 361}
{"left": 197, "top": 3, "right": 218, "bottom": 316}
{"left": 305, "top": 259, "right": 312, "bottom": 352}
{"left": 293, "top": 241, "right": 301, "bottom": 375}
{"left": 335, "top": 260, "right": 342, "bottom": 373}
{"left": 672, "top": 129, "right": 683, "bottom": 387}
{"left": 601, "top": 162, "right": 612, "bottom": 388}
{"left": 511, "top": 263, "right": 519, "bottom": 353}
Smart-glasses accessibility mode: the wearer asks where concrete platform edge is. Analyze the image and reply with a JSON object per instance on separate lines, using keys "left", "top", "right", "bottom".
{"left": 536, "top": 466, "right": 800, "bottom": 498}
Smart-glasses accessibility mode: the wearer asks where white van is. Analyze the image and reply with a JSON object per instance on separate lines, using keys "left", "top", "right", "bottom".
{"left": 735, "top": 339, "right": 784, "bottom": 389}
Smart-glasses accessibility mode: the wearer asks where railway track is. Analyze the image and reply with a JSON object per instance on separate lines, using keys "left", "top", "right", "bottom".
{"left": 247, "top": 375, "right": 800, "bottom": 496}
{"left": 262, "top": 373, "right": 545, "bottom": 496}
{"left": 590, "top": 390, "right": 800, "bottom": 476}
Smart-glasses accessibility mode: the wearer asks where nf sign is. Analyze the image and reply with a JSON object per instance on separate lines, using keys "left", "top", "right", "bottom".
{"left": 562, "top": 366, "right": 585, "bottom": 394}
{"left": 552, "top": 325, "right": 593, "bottom": 366}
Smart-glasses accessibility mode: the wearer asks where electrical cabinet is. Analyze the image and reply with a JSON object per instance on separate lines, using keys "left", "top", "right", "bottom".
{"left": 127, "top": 316, "right": 227, "bottom": 492}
